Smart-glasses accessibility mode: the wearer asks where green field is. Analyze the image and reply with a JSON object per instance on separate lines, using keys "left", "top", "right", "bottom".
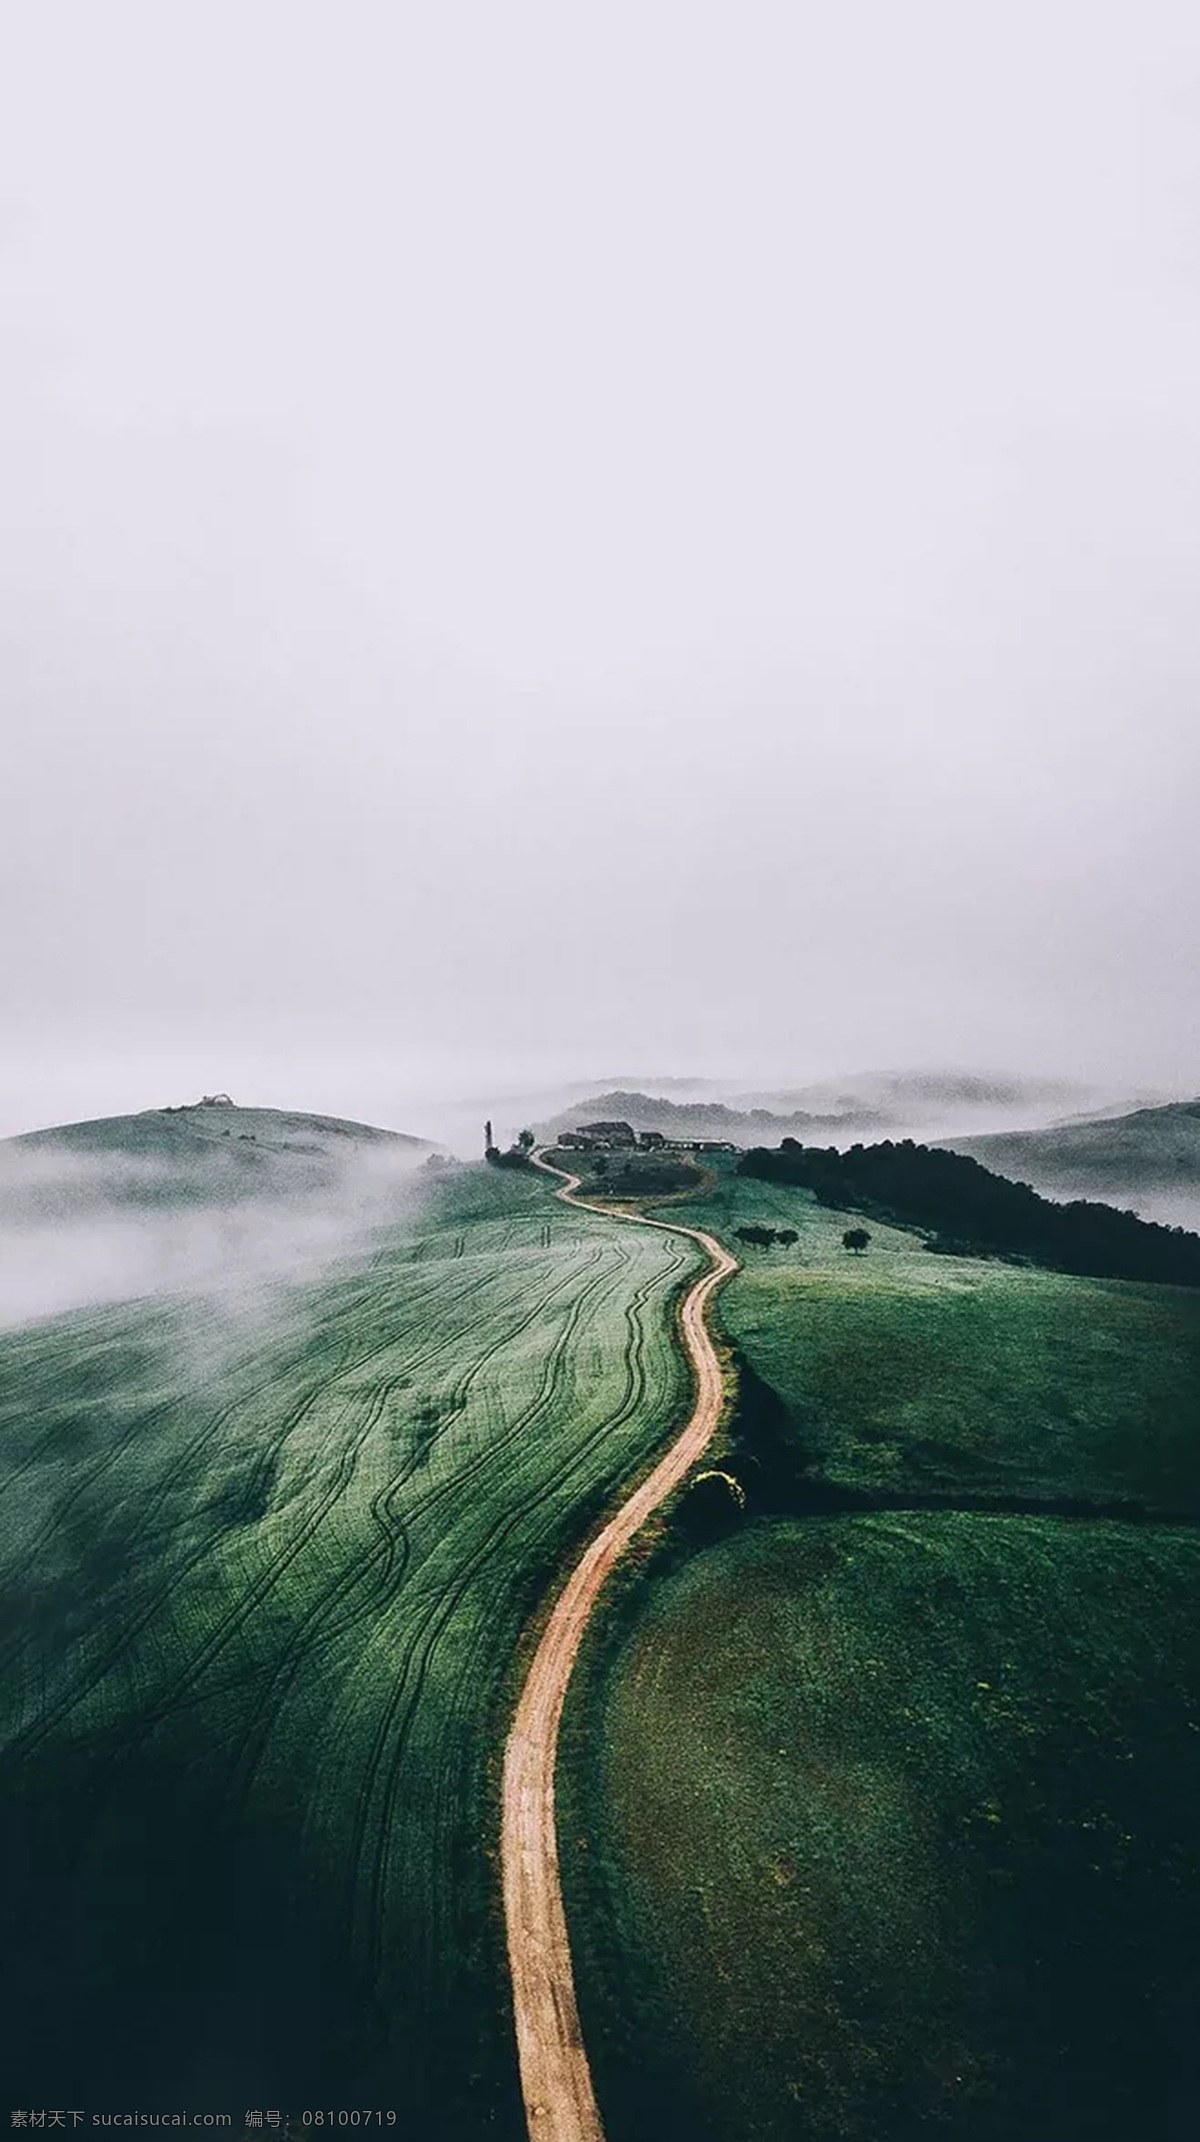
{"left": 565, "top": 1515, "right": 1200, "bottom": 2142}
{"left": 632, "top": 1162, "right": 1200, "bottom": 1511}
{"left": 11, "top": 1125, "right": 1200, "bottom": 2136}
{"left": 0, "top": 1154, "right": 699, "bottom": 2126}
{"left": 561, "top": 1163, "right": 1200, "bottom": 2142}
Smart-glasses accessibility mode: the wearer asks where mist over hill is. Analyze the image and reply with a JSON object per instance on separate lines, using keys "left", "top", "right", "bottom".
{"left": 536, "top": 1070, "right": 1112, "bottom": 1153}
{"left": 941, "top": 1100, "right": 1200, "bottom": 1233}
{"left": 731, "top": 1068, "right": 1100, "bottom": 1123}
{"left": 536, "top": 1090, "right": 886, "bottom": 1147}
{"left": 0, "top": 1102, "right": 433, "bottom": 1327}
{"left": 7, "top": 1102, "right": 428, "bottom": 1204}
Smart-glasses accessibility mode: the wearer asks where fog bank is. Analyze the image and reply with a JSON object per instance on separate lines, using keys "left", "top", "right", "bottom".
{"left": 3, "top": 6, "right": 1198, "bottom": 1108}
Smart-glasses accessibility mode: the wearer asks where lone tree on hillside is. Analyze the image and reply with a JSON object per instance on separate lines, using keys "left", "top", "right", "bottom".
{"left": 842, "top": 1227, "right": 871, "bottom": 1254}
{"left": 517, "top": 1128, "right": 535, "bottom": 1151}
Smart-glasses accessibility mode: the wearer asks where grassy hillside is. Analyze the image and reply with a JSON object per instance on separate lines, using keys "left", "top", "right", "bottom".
{"left": 0, "top": 1156, "right": 699, "bottom": 2126}
{"left": 728, "top": 1256, "right": 1200, "bottom": 1512}
{"left": 0, "top": 1104, "right": 438, "bottom": 1327}
{"left": 634, "top": 1161, "right": 1200, "bottom": 1511}
{"left": 947, "top": 1096, "right": 1200, "bottom": 1199}
{"left": 1, "top": 1101, "right": 429, "bottom": 1214}
{"left": 944, "top": 1099, "right": 1200, "bottom": 1230}
{"left": 565, "top": 1516, "right": 1200, "bottom": 2142}
{"left": 560, "top": 1161, "right": 1200, "bottom": 2141}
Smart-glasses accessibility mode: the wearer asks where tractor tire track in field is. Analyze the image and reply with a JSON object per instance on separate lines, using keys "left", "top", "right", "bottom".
{"left": 2, "top": 1260, "right": 497, "bottom": 1757}
{"left": 348, "top": 1245, "right": 622, "bottom": 1973}
{"left": 370, "top": 1237, "right": 686, "bottom": 1983}
{"left": 5, "top": 1225, "right": 601, "bottom": 1781}
{"left": 0, "top": 1175, "right": 701, "bottom": 2120}
{"left": 231, "top": 1249, "right": 612, "bottom": 1822}
{"left": 413, "top": 1244, "right": 687, "bottom": 2017}
{"left": 93, "top": 1260, "right": 502, "bottom": 1731}
{"left": 503, "top": 1157, "right": 738, "bottom": 2142}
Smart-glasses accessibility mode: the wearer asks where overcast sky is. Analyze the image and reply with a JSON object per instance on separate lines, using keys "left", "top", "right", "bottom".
{"left": 3, "top": 1, "right": 1199, "bottom": 1137}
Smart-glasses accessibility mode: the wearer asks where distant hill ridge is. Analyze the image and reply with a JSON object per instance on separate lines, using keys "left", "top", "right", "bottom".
{"left": 539, "top": 1089, "right": 891, "bottom": 1146}
{"left": 943, "top": 1099, "right": 1200, "bottom": 1197}
{"left": 9, "top": 1103, "right": 427, "bottom": 1154}
{"left": 731, "top": 1069, "right": 1088, "bottom": 1115}
{"left": 539, "top": 1071, "right": 1108, "bottom": 1150}
{"left": 0, "top": 1105, "right": 430, "bottom": 1221}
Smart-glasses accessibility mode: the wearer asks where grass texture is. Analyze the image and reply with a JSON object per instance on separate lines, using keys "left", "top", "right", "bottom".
{"left": 0, "top": 1161, "right": 697, "bottom": 2127}
{"left": 561, "top": 1163, "right": 1200, "bottom": 2142}
{"left": 657, "top": 1163, "right": 1200, "bottom": 1510}
{"left": 566, "top": 1515, "right": 1200, "bottom": 2142}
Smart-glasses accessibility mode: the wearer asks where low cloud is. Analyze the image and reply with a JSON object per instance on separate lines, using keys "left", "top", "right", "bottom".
{"left": 0, "top": 1133, "right": 437, "bottom": 1330}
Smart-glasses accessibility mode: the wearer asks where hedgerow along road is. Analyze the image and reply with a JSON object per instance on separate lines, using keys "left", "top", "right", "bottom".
{"left": 503, "top": 1154, "right": 738, "bottom": 2142}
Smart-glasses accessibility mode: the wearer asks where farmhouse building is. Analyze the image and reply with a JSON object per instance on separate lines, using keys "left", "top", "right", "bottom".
{"left": 570, "top": 1121, "right": 638, "bottom": 1150}
{"left": 659, "top": 1137, "right": 739, "bottom": 1155}
{"left": 556, "top": 1122, "right": 740, "bottom": 1157}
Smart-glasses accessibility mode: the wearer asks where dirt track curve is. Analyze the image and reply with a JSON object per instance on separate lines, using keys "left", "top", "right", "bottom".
{"left": 502, "top": 1154, "right": 738, "bottom": 2142}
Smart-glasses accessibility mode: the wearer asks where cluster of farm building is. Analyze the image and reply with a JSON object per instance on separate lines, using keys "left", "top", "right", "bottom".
{"left": 556, "top": 1119, "right": 739, "bottom": 1156}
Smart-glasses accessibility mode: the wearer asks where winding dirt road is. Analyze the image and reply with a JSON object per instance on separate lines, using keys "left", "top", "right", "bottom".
{"left": 501, "top": 1156, "right": 738, "bottom": 2142}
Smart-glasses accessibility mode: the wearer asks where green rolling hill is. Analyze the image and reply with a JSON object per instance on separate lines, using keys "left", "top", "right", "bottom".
{"left": 1, "top": 1100, "right": 431, "bottom": 1212}
{"left": 561, "top": 1159, "right": 1200, "bottom": 2142}
{"left": 0, "top": 1102, "right": 437, "bottom": 1327}
{"left": 0, "top": 1126, "right": 698, "bottom": 2128}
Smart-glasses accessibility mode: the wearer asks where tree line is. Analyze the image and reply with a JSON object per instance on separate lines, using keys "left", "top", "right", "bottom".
{"left": 736, "top": 1137, "right": 1200, "bottom": 1288}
